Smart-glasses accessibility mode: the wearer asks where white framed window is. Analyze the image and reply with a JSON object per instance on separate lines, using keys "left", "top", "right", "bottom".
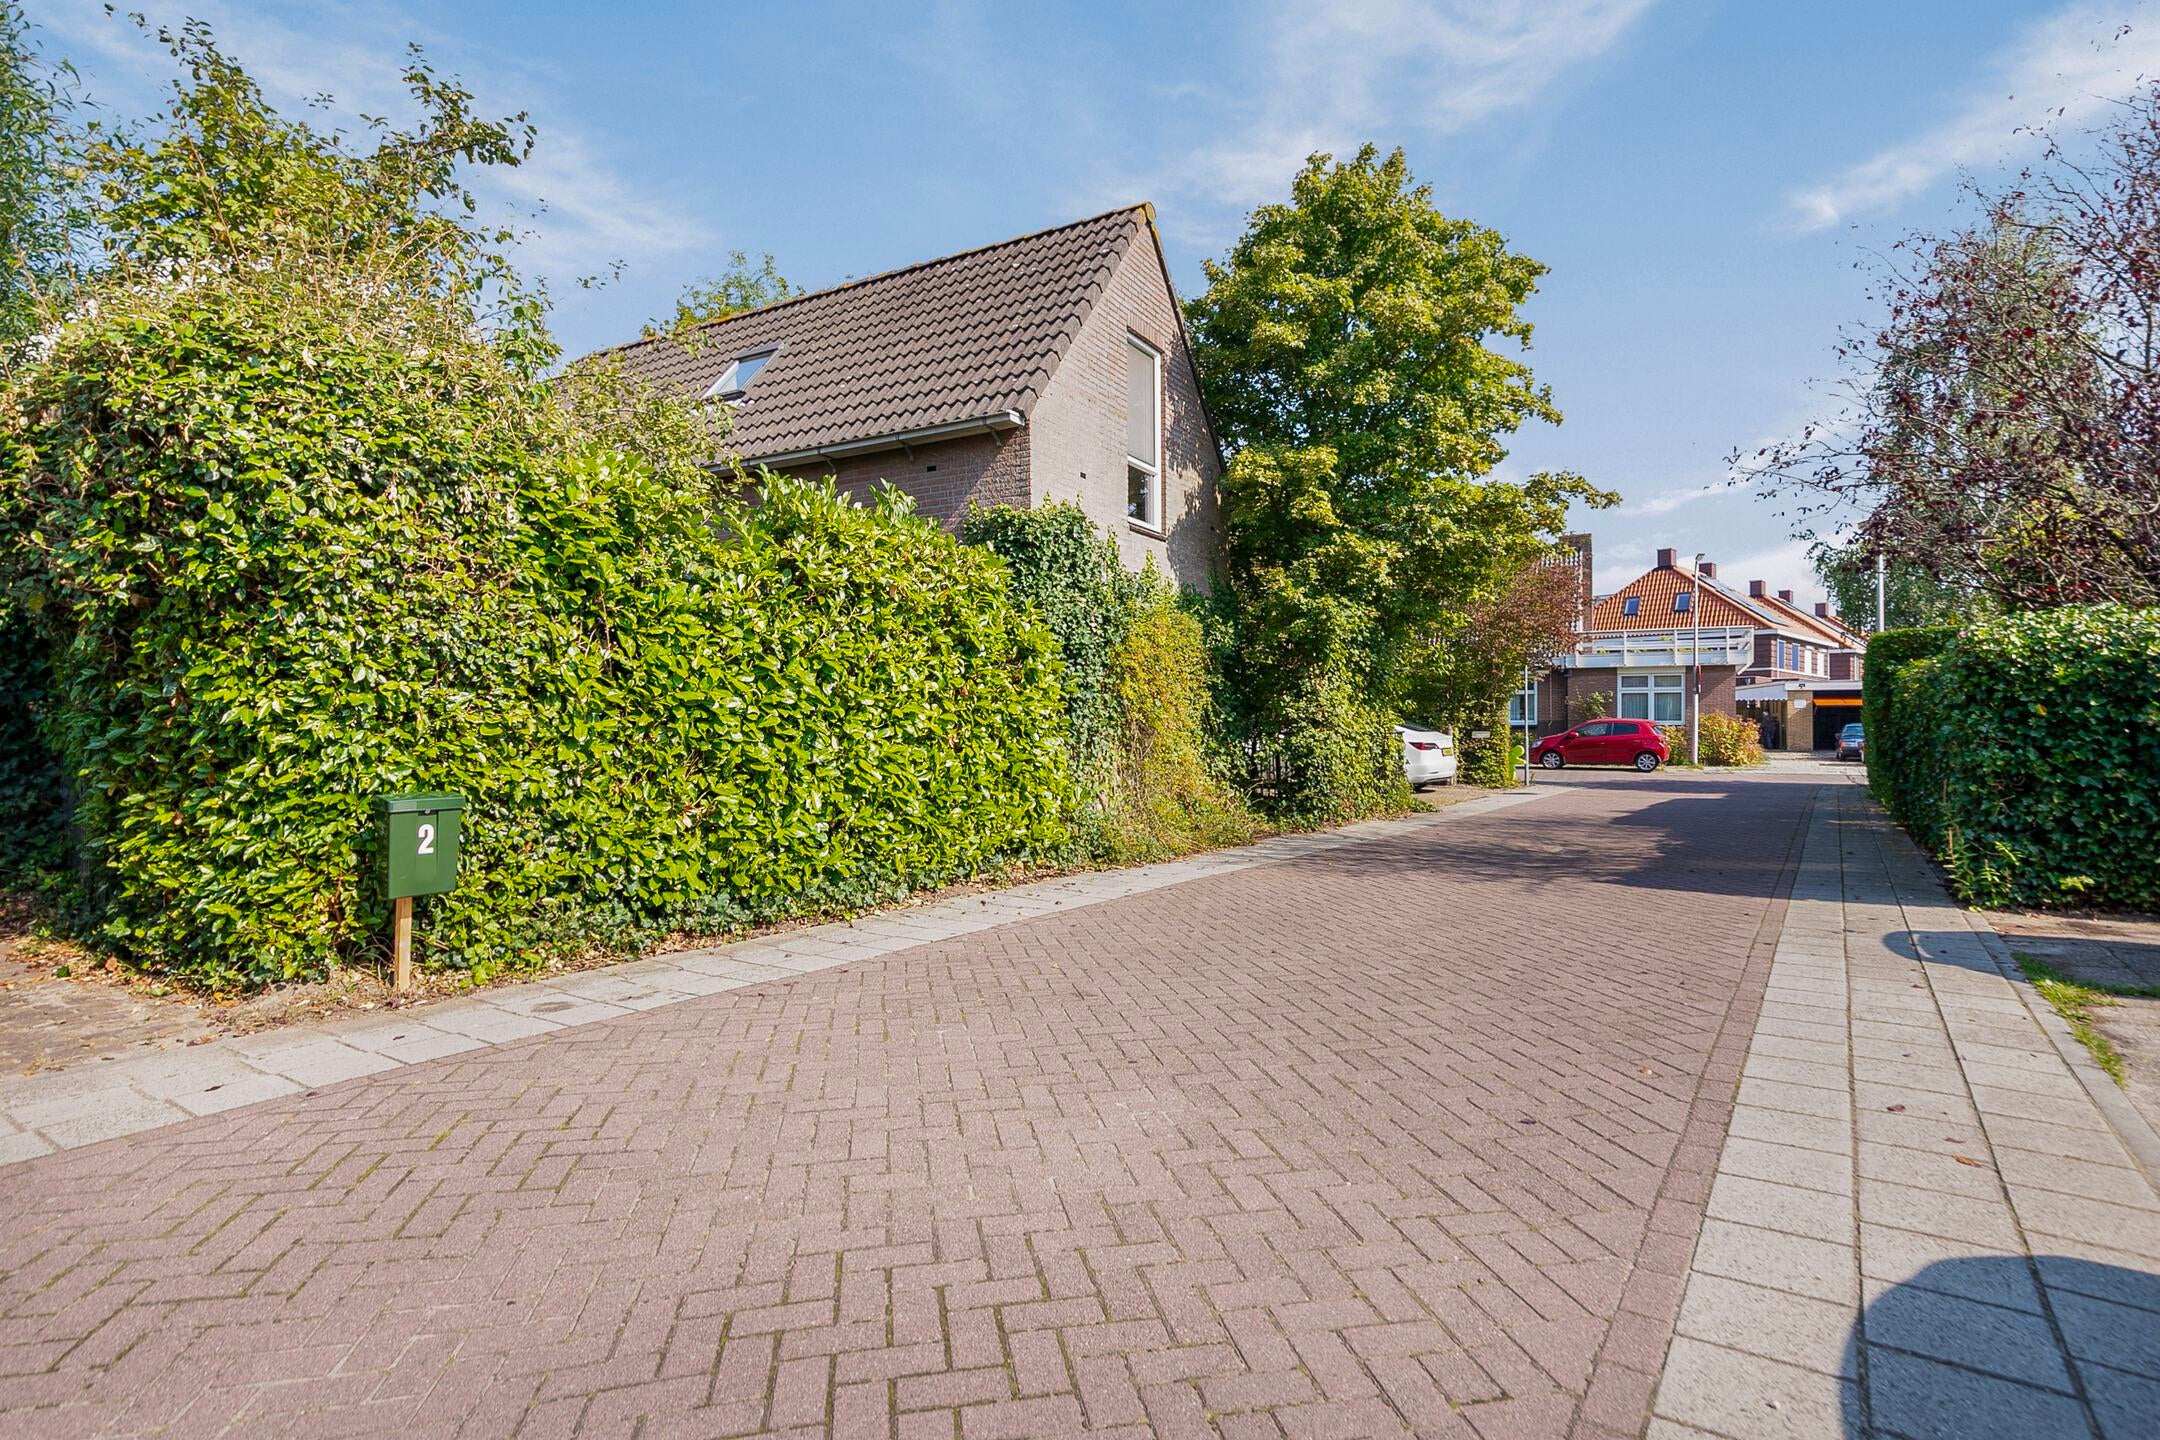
{"left": 704, "top": 347, "right": 778, "bottom": 401}
{"left": 1619, "top": 671, "right": 1685, "bottom": 724}
{"left": 1125, "top": 334, "right": 1162, "bottom": 531}
{"left": 1509, "top": 684, "right": 1538, "bottom": 727}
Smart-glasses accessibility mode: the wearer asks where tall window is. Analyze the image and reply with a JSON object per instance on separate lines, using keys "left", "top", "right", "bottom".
{"left": 1509, "top": 684, "right": 1538, "bottom": 727}
{"left": 1125, "top": 335, "right": 1162, "bottom": 530}
{"left": 1618, "top": 672, "right": 1684, "bottom": 723}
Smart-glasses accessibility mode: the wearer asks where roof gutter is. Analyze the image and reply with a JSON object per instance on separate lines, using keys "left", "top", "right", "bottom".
{"left": 737, "top": 410, "right": 1025, "bottom": 470}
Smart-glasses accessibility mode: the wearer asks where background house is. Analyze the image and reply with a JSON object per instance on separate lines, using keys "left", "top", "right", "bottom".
{"left": 1514, "top": 546, "right": 1869, "bottom": 751}
{"left": 589, "top": 205, "right": 1223, "bottom": 589}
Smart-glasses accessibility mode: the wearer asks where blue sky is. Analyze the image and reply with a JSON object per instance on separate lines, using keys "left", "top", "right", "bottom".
{"left": 33, "top": 0, "right": 2160, "bottom": 602}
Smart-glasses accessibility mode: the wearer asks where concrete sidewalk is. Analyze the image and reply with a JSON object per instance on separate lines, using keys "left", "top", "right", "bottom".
{"left": 0, "top": 791, "right": 1547, "bottom": 1167}
{"left": 1651, "top": 785, "right": 2160, "bottom": 1439}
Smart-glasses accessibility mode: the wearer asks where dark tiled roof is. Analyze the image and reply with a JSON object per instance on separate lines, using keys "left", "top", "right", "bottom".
{"left": 583, "top": 205, "right": 1151, "bottom": 461}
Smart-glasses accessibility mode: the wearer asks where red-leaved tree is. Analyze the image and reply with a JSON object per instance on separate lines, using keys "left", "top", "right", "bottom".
{"left": 1754, "top": 89, "right": 2160, "bottom": 608}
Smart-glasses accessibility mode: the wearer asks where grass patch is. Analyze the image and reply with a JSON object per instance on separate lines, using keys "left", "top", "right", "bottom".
{"left": 2015, "top": 953, "right": 2151, "bottom": 1086}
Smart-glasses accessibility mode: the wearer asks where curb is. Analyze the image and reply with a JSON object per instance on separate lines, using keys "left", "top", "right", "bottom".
{"left": 1962, "top": 908, "right": 2160, "bottom": 1196}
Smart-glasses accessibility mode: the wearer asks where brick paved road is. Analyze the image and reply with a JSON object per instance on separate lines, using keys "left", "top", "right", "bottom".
{"left": 0, "top": 773, "right": 1814, "bottom": 1440}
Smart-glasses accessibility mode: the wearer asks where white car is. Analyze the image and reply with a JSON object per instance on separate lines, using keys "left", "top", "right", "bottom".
{"left": 1397, "top": 725, "right": 1459, "bottom": 789}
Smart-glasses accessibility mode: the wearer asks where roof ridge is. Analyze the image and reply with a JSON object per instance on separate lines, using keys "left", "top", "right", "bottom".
{"left": 586, "top": 203, "right": 1152, "bottom": 364}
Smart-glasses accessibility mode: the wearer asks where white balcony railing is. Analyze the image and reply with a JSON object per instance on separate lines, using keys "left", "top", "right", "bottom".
{"left": 1567, "top": 627, "right": 1754, "bottom": 670}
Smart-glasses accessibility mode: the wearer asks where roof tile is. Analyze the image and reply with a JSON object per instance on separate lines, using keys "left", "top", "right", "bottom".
{"left": 585, "top": 207, "right": 1148, "bottom": 460}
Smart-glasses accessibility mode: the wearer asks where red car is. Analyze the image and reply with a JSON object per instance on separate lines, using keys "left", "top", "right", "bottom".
{"left": 1531, "top": 718, "right": 1669, "bottom": 772}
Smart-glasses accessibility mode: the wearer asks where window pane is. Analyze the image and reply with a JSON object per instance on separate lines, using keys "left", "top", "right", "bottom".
{"left": 733, "top": 351, "right": 772, "bottom": 389}
{"left": 1620, "top": 673, "right": 1648, "bottom": 690}
{"left": 1654, "top": 692, "right": 1684, "bottom": 723}
{"left": 1127, "top": 464, "right": 1156, "bottom": 525}
{"left": 1654, "top": 673, "right": 1683, "bottom": 692}
{"left": 1618, "top": 693, "right": 1648, "bottom": 719}
{"left": 1126, "top": 340, "right": 1159, "bottom": 466}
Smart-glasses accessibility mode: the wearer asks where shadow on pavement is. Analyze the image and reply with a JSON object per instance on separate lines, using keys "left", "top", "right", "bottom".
{"left": 1276, "top": 778, "right": 1817, "bottom": 902}
{"left": 1844, "top": 1256, "right": 2157, "bottom": 1439}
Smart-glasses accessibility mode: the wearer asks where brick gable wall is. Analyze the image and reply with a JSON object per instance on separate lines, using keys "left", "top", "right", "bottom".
{"left": 1028, "top": 232, "right": 1223, "bottom": 589}
{"left": 769, "top": 429, "right": 1032, "bottom": 531}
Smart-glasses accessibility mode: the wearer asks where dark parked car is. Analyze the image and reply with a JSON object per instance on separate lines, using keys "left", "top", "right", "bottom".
{"left": 1530, "top": 718, "right": 1670, "bottom": 772}
{"left": 1837, "top": 722, "right": 1866, "bottom": 761}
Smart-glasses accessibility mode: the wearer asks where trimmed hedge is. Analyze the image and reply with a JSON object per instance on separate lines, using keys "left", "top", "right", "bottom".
{"left": 0, "top": 272, "right": 1069, "bottom": 986}
{"left": 1866, "top": 608, "right": 2160, "bottom": 909}
{"left": 1861, "top": 625, "right": 1959, "bottom": 814}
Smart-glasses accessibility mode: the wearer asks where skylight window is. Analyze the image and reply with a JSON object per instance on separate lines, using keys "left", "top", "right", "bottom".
{"left": 1674, "top": 592, "right": 1692, "bottom": 613}
{"left": 1622, "top": 596, "right": 1641, "bottom": 617}
{"left": 705, "top": 347, "right": 778, "bottom": 401}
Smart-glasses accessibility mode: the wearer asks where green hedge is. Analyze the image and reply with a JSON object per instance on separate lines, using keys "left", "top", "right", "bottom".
{"left": 0, "top": 273, "right": 1069, "bottom": 986}
{"left": 1862, "top": 625, "right": 1960, "bottom": 816}
{"left": 1866, "top": 609, "right": 2160, "bottom": 909}
{"left": 962, "top": 502, "right": 1259, "bottom": 861}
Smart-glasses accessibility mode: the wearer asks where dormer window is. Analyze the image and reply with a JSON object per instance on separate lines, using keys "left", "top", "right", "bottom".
{"left": 705, "top": 347, "right": 778, "bottom": 401}
{"left": 1622, "top": 596, "right": 1641, "bottom": 617}
{"left": 1673, "top": 592, "right": 1692, "bottom": 614}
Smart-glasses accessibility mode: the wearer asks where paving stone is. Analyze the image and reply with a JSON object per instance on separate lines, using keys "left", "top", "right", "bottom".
{"left": 1673, "top": 1273, "right": 1856, "bottom": 1377}
{"left": 1689, "top": 1219, "right": 1857, "bottom": 1305}
{"left": 2080, "top": 1359, "right": 2160, "bottom": 1440}
{"left": 1860, "top": 1277, "right": 2073, "bottom": 1391}
{"left": 0, "top": 773, "right": 1797, "bottom": 1436}
{"left": 1858, "top": 1178, "right": 2023, "bottom": 1249}
{"left": 2049, "top": 1290, "right": 2160, "bottom": 1378}
{"left": 1858, "top": 1225, "right": 2044, "bottom": 1314}
{"left": 1864, "top": 1345, "right": 2089, "bottom": 1440}
{"left": 1653, "top": 1337, "right": 1858, "bottom": 1438}
{"left": 1704, "top": 1173, "right": 1853, "bottom": 1246}
{"left": 1724, "top": 1105, "right": 1848, "bottom": 1156}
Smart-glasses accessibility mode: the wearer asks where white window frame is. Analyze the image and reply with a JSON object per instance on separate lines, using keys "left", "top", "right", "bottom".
{"left": 1508, "top": 684, "right": 1538, "bottom": 727}
{"left": 1124, "top": 334, "right": 1164, "bottom": 534}
{"left": 1618, "top": 671, "right": 1685, "bottom": 724}
{"left": 704, "top": 346, "right": 779, "bottom": 401}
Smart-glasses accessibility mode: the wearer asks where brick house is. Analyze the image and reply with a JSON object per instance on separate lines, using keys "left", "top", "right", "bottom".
{"left": 1514, "top": 546, "right": 1869, "bottom": 750}
{"left": 588, "top": 205, "right": 1223, "bottom": 588}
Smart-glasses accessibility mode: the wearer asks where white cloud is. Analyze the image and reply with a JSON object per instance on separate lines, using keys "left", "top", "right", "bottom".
{"left": 39, "top": 0, "right": 708, "bottom": 288}
{"left": 1787, "top": 5, "right": 2160, "bottom": 231}
{"left": 1616, "top": 475, "right": 1757, "bottom": 518}
{"left": 1096, "top": 0, "right": 1656, "bottom": 247}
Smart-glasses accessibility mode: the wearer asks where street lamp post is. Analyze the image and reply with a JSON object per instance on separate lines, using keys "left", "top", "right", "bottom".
{"left": 1690, "top": 552, "right": 1705, "bottom": 767}
{"left": 1875, "top": 550, "right": 1887, "bottom": 633}
{"left": 1521, "top": 661, "right": 1533, "bottom": 788}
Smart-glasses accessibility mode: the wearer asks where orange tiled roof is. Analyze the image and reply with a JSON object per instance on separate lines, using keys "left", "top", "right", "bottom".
{"left": 1587, "top": 568, "right": 1760, "bottom": 631}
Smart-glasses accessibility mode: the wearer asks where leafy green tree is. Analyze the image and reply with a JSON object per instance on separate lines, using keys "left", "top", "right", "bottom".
{"left": 0, "top": 3, "right": 75, "bottom": 351}
{"left": 1809, "top": 540, "right": 1982, "bottom": 633}
{"left": 647, "top": 249, "right": 799, "bottom": 335}
{"left": 1185, "top": 146, "right": 1610, "bottom": 810}
{"left": 67, "top": 17, "right": 549, "bottom": 369}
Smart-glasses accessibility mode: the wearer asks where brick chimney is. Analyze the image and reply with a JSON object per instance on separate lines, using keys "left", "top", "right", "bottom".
{"left": 1749, "top": 580, "right": 1767, "bottom": 597}
{"left": 1814, "top": 602, "right": 1831, "bottom": 618}
{"left": 1655, "top": 547, "right": 1677, "bottom": 569}
{"left": 1699, "top": 561, "right": 1717, "bottom": 580}
{"left": 1561, "top": 532, "right": 1594, "bottom": 628}
{"left": 1777, "top": 589, "right": 1794, "bottom": 603}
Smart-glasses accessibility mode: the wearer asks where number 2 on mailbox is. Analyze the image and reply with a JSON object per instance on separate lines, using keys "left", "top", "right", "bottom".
{"left": 376, "top": 794, "right": 464, "bottom": 899}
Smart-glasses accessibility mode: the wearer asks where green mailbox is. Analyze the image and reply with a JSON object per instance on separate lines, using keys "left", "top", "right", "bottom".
{"left": 377, "top": 793, "right": 465, "bottom": 899}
